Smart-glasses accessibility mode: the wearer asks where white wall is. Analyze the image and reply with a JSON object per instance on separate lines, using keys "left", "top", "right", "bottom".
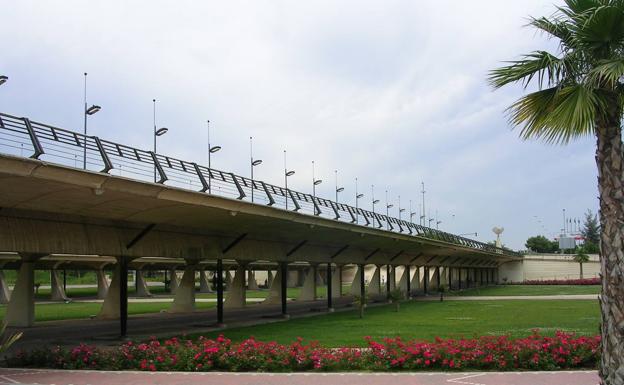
{"left": 497, "top": 254, "right": 600, "bottom": 283}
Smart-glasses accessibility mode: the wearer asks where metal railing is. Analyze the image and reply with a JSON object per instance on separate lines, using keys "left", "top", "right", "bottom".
{"left": 0, "top": 112, "right": 522, "bottom": 258}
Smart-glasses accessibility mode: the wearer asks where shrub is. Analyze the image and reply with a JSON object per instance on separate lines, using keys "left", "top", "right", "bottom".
{"left": 6, "top": 331, "right": 600, "bottom": 372}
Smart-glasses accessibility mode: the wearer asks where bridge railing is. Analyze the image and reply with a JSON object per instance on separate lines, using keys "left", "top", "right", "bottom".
{"left": 0, "top": 112, "right": 522, "bottom": 258}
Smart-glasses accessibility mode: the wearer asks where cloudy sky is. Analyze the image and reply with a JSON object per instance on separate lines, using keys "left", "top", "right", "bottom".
{"left": 0, "top": 0, "right": 598, "bottom": 249}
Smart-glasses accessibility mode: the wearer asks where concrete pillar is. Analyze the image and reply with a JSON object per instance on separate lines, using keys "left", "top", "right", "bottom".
{"left": 430, "top": 267, "right": 440, "bottom": 291}
{"left": 350, "top": 265, "right": 363, "bottom": 296}
{"left": 98, "top": 263, "right": 122, "bottom": 319}
{"left": 398, "top": 266, "right": 409, "bottom": 294}
{"left": 6, "top": 254, "right": 42, "bottom": 327}
{"left": 247, "top": 269, "right": 259, "bottom": 290}
{"left": 199, "top": 268, "right": 212, "bottom": 293}
{"left": 331, "top": 265, "right": 341, "bottom": 298}
{"left": 96, "top": 269, "right": 109, "bottom": 299}
{"left": 368, "top": 266, "right": 382, "bottom": 296}
{"left": 169, "top": 269, "right": 179, "bottom": 294}
{"left": 50, "top": 269, "right": 69, "bottom": 301}
{"left": 0, "top": 270, "right": 10, "bottom": 304}
{"left": 169, "top": 264, "right": 196, "bottom": 313}
{"left": 224, "top": 265, "right": 246, "bottom": 308}
{"left": 135, "top": 269, "right": 152, "bottom": 297}
{"left": 389, "top": 265, "right": 397, "bottom": 291}
{"left": 267, "top": 270, "right": 274, "bottom": 289}
{"left": 410, "top": 267, "right": 421, "bottom": 292}
{"left": 263, "top": 268, "right": 282, "bottom": 305}
{"left": 297, "top": 266, "right": 317, "bottom": 301}
{"left": 225, "top": 269, "right": 233, "bottom": 289}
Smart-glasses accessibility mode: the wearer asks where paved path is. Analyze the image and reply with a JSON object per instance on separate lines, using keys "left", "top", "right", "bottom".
{"left": 419, "top": 294, "right": 599, "bottom": 301}
{"left": 0, "top": 368, "right": 599, "bottom": 385}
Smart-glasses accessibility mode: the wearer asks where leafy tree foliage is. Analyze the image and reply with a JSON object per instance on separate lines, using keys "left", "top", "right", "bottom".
{"left": 525, "top": 235, "right": 559, "bottom": 253}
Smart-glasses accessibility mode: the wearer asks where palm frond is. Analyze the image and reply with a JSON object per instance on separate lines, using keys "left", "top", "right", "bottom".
{"left": 488, "top": 51, "right": 568, "bottom": 89}
{"left": 573, "top": 5, "right": 624, "bottom": 56}
{"left": 528, "top": 16, "right": 576, "bottom": 49}
{"left": 509, "top": 85, "right": 602, "bottom": 143}
{"left": 587, "top": 59, "right": 624, "bottom": 88}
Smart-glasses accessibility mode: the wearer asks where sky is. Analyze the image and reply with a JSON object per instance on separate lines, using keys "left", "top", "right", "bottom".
{"left": 0, "top": 0, "right": 599, "bottom": 250}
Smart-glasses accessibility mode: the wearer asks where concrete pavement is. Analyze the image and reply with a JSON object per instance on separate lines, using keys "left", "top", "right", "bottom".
{"left": 0, "top": 368, "right": 600, "bottom": 385}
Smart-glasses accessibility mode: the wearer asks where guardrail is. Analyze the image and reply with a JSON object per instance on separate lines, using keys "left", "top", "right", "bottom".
{"left": 0, "top": 112, "right": 522, "bottom": 258}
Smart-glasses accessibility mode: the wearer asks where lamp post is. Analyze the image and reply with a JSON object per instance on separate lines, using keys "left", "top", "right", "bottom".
{"left": 152, "top": 99, "right": 168, "bottom": 182}
{"left": 83, "top": 73, "right": 101, "bottom": 170}
{"left": 428, "top": 217, "right": 435, "bottom": 228}
{"left": 0, "top": 75, "right": 7, "bottom": 86}
{"left": 371, "top": 185, "right": 380, "bottom": 214}
{"left": 334, "top": 170, "right": 344, "bottom": 203}
{"left": 409, "top": 200, "right": 417, "bottom": 224}
{"left": 312, "top": 161, "right": 323, "bottom": 197}
{"left": 284, "top": 150, "right": 295, "bottom": 210}
{"left": 398, "top": 195, "right": 405, "bottom": 220}
{"left": 420, "top": 181, "right": 426, "bottom": 226}
{"left": 385, "top": 190, "right": 393, "bottom": 230}
{"left": 250, "top": 136, "right": 262, "bottom": 202}
{"left": 435, "top": 209, "right": 441, "bottom": 229}
{"left": 207, "top": 120, "right": 222, "bottom": 193}
{"left": 355, "top": 177, "right": 364, "bottom": 224}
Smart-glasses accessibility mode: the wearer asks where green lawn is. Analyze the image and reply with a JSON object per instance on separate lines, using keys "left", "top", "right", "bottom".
{"left": 448, "top": 285, "right": 600, "bottom": 296}
{"left": 186, "top": 299, "right": 600, "bottom": 347}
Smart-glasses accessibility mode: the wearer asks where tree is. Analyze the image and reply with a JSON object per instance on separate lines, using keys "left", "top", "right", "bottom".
{"left": 525, "top": 235, "right": 559, "bottom": 253}
{"left": 489, "top": 2, "right": 624, "bottom": 383}
{"left": 582, "top": 209, "right": 601, "bottom": 252}
{"left": 574, "top": 251, "right": 591, "bottom": 279}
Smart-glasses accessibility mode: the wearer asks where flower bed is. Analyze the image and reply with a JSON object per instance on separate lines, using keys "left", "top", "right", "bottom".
{"left": 6, "top": 331, "right": 599, "bottom": 372}
{"left": 521, "top": 278, "right": 600, "bottom": 285}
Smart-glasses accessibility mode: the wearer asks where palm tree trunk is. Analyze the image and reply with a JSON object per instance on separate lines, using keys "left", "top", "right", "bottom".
{"left": 580, "top": 262, "right": 583, "bottom": 280}
{"left": 595, "top": 119, "right": 624, "bottom": 385}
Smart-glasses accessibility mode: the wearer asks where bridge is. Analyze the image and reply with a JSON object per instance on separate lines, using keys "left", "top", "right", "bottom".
{"left": 0, "top": 112, "right": 522, "bottom": 336}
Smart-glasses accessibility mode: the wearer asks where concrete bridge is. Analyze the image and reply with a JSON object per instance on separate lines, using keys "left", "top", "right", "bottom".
{"left": 0, "top": 112, "right": 522, "bottom": 335}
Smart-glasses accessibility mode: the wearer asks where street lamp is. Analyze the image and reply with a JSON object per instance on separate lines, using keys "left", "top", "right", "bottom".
{"left": 385, "top": 190, "right": 393, "bottom": 230}
{"left": 355, "top": 177, "right": 364, "bottom": 224}
{"left": 207, "top": 120, "right": 221, "bottom": 193}
{"left": 421, "top": 181, "right": 426, "bottom": 226}
{"left": 250, "top": 136, "right": 263, "bottom": 202}
{"left": 312, "top": 161, "right": 322, "bottom": 197}
{"left": 0, "top": 75, "right": 7, "bottom": 85}
{"left": 398, "top": 195, "right": 405, "bottom": 220}
{"left": 284, "top": 150, "right": 295, "bottom": 210}
{"left": 372, "top": 185, "right": 380, "bottom": 227}
{"left": 409, "top": 200, "right": 417, "bottom": 223}
{"left": 83, "top": 73, "right": 101, "bottom": 170}
{"left": 334, "top": 170, "right": 344, "bottom": 202}
{"left": 428, "top": 218, "right": 435, "bottom": 228}
{"left": 152, "top": 99, "right": 169, "bottom": 182}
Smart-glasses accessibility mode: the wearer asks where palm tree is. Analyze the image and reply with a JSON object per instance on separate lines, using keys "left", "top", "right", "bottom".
{"left": 488, "top": 1, "right": 624, "bottom": 383}
{"left": 573, "top": 251, "right": 591, "bottom": 279}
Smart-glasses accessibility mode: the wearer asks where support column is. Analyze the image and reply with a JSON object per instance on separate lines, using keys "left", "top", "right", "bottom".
{"left": 331, "top": 265, "right": 341, "bottom": 298}
{"left": 385, "top": 265, "right": 391, "bottom": 294}
{"left": 398, "top": 266, "right": 409, "bottom": 296}
{"left": 350, "top": 265, "right": 363, "bottom": 295}
{"left": 280, "top": 262, "right": 289, "bottom": 318}
{"left": 267, "top": 270, "right": 274, "bottom": 289}
{"left": 50, "top": 269, "right": 69, "bottom": 301}
{"left": 368, "top": 265, "right": 382, "bottom": 296}
{"left": 359, "top": 264, "right": 365, "bottom": 301}
{"left": 0, "top": 270, "right": 10, "bottom": 304}
{"left": 247, "top": 269, "right": 259, "bottom": 290}
{"left": 389, "top": 265, "right": 396, "bottom": 291}
{"left": 98, "top": 260, "right": 123, "bottom": 320}
{"left": 448, "top": 267, "right": 453, "bottom": 290}
{"left": 199, "top": 268, "right": 212, "bottom": 293}
{"left": 96, "top": 269, "right": 109, "bottom": 299}
{"left": 225, "top": 269, "right": 233, "bottom": 289}
{"left": 6, "top": 254, "right": 43, "bottom": 327}
{"left": 423, "top": 266, "right": 429, "bottom": 295}
{"left": 224, "top": 264, "right": 247, "bottom": 309}
{"left": 119, "top": 256, "right": 128, "bottom": 337}
{"left": 410, "top": 266, "right": 420, "bottom": 293}
{"left": 263, "top": 267, "right": 282, "bottom": 305}
{"left": 135, "top": 268, "right": 152, "bottom": 297}
{"left": 216, "top": 259, "right": 224, "bottom": 326}
{"left": 169, "top": 268, "right": 179, "bottom": 294}
{"left": 169, "top": 262, "right": 197, "bottom": 313}
{"left": 297, "top": 265, "right": 317, "bottom": 301}
{"left": 405, "top": 265, "right": 411, "bottom": 297}
{"left": 326, "top": 263, "right": 333, "bottom": 311}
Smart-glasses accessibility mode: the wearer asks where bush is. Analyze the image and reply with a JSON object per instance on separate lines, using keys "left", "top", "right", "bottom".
{"left": 521, "top": 278, "right": 600, "bottom": 285}
{"left": 6, "top": 331, "right": 600, "bottom": 372}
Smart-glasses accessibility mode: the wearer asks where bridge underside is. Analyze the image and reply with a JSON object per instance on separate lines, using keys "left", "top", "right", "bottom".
{"left": 0, "top": 154, "right": 517, "bottom": 332}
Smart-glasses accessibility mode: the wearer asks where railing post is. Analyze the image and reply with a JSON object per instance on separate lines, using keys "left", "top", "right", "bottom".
{"left": 93, "top": 137, "right": 113, "bottom": 173}
{"left": 22, "top": 118, "right": 44, "bottom": 159}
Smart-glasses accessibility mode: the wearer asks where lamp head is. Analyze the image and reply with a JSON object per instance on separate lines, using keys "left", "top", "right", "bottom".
{"left": 314, "top": 179, "right": 323, "bottom": 186}
{"left": 373, "top": 199, "right": 380, "bottom": 204}
{"left": 387, "top": 204, "right": 394, "bottom": 209}
{"left": 336, "top": 187, "right": 344, "bottom": 193}
{"left": 86, "top": 105, "right": 101, "bottom": 115}
{"left": 356, "top": 193, "right": 364, "bottom": 199}
{"left": 155, "top": 127, "right": 168, "bottom": 136}
{"left": 0, "top": 75, "right": 8, "bottom": 85}
{"left": 286, "top": 170, "right": 295, "bottom": 177}
{"left": 400, "top": 208, "right": 405, "bottom": 212}
{"left": 252, "top": 159, "right": 263, "bottom": 166}
{"left": 210, "top": 145, "right": 221, "bottom": 153}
